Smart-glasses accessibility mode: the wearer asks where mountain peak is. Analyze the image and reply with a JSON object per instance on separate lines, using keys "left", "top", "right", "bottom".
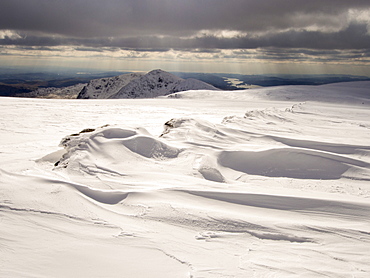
{"left": 147, "top": 69, "right": 168, "bottom": 75}
{"left": 77, "top": 69, "right": 219, "bottom": 99}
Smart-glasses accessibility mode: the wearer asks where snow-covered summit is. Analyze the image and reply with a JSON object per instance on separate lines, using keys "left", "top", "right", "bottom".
{"left": 77, "top": 69, "right": 219, "bottom": 99}
{"left": 110, "top": 69, "right": 220, "bottom": 99}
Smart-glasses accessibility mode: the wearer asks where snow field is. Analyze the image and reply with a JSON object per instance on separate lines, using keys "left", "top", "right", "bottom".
{"left": 1, "top": 81, "right": 370, "bottom": 277}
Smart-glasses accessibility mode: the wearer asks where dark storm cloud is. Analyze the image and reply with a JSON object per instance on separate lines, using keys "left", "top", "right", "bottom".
{"left": 1, "top": 0, "right": 370, "bottom": 62}
{"left": 188, "top": 23, "right": 370, "bottom": 50}
{"left": 1, "top": 0, "right": 370, "bottom": 37}
{"left": 2, "top": 23, "right": 369, "bottom": 50}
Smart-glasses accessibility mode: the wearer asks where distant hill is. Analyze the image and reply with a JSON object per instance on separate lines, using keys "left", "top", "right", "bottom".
{"left": 78, "top": 69, "right": 220, "bottom": 99}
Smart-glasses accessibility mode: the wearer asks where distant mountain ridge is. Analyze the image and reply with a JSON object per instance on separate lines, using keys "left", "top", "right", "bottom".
{"left": 77, "top": 69, "right": 220, "bottom": 99}
{"left": 0, "top": 70, "right": 127, "bottom": 97}
{"left": 1, "top": 67, "right": 369, "bottom": 98}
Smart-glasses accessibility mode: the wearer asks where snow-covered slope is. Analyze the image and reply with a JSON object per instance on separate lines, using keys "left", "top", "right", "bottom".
{"left": 77, "top": 72, "right": 145, "bottom": 99}
{"left": 1, "top": 81, "right": 370, "bottom": 277}
{"left": 172, "top": 78, "right": 220, "bottom": 93}
{"left": 77, "top": 69, "right": 219, "bottom": 99}
{"left": 169, "top": 81, "right": 370, "bottom": 104}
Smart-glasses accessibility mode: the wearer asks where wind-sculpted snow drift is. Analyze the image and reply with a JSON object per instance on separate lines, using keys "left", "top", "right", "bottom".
{"left": 55, "top": 115, "right": 370, "bottom": 184}
{"left": 1, "top": 82, "right": 370, "bottom": 277}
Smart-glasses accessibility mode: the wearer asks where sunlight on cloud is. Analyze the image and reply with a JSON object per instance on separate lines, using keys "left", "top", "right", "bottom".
{"left": 349, "top": 8, "right": 370, "bottom": 33}
{"left": 1, "top": 44, "right": 370, "bottom": 77}
{"left": 0, "top": 30, "right": 22, "bottom": 40}
{"left": 189, "top": 29, "right": 248, "bottom": 39}
{"left": 291, "top": 12, "right": 349, "bottom": 33}
{"left": 2, "top": 45, "right": 370, "bottom": 67}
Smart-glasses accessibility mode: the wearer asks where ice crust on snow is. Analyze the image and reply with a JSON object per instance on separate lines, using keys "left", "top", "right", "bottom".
{"left": 1, "top": 81, "right": 370, "bottom": 277}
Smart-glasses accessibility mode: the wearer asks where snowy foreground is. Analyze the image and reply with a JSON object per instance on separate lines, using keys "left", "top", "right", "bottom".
{"left": 1, "top": 82, "right": 370, "bottom": 277}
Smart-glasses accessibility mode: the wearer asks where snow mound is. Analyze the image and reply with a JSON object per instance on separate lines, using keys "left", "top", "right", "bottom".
{"left": 198, "top": 167, "right": 225, "bottom": 183}
{"left": 55, "top": 123, "right": 229, "bottom": 185}
{"left": 56, "top": 126, "right": 182, "bottom": 174}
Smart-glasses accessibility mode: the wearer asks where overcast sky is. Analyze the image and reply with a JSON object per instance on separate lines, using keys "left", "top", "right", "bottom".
{"left": 1, "top": 0, "right": 370, "bottom": 75}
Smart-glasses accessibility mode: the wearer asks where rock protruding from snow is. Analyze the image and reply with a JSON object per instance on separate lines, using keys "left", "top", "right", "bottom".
{"left": 77, "top": 69, "right": 220, "bottom": 99}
